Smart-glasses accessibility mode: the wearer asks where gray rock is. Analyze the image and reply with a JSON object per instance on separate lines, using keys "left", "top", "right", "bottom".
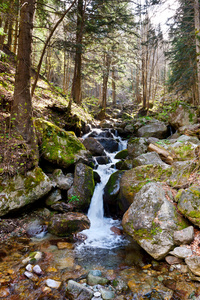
{"left": 165, "top": 255, "right": 182, "bottom": 265}
{"left": 137, "top": 120, "right": 168, "bottom": 139}
{"left": 173, "top": 226, "right": 194, "bottom": 245}
{"left": 0, "top": 167, "right": 53, "bottom": 216}
{"left": 66, "top": 279, "right": 93, "bottom": 300}
{"left": 127, "top": 137, "right": 148, "bottom": 158}
{"left": 87, "top": 274, "right": 109, "bottom": 286}
{"left": 83, "top": 137, "right": 106, "bottom": 156}
{"left": 169, "top": 246, "right": 192, "bottom": 259}
{"left": 132, "top": 152, "right": 168, "bottom": 168}
{"left": 169, "top": 105, "right": 197, "bottom": 129}
{"left": 52, "top": 169, "right": 73, "bottom": 190}
{"left": 100, "top": 288, "right": 115, "bottom": 300}
{"left": 176, "top": 185, "right": 200, "bottom": 227}
{"left": 185, "top": 256, "right": 200, "bottom": 276}
{"left": 112, "top": 278, "right": 128, "bottom": 293}
{"left": 89, "top": 270, "right": 102, "bottom": 277}
{"left": 68, "top": 163, "right": 95, "bottom": 211}
{"left": 122, "top": 182, "right": 188, "bottom": 260}
{"left": 45, "top": 189, "right": 62, "bottom": 206}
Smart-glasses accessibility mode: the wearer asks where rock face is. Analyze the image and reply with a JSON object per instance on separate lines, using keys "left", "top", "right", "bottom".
{"left": 83, "top": 137, "right": 106, "bottom": 156}
{"left": 48, "top": 212, "right": 90, "bottom": 236}
{"left": 122, "top": 182, "right": 188, "bottom": 260}
{"left": 169, "top": 105, "right": 197, "bottom": 129}
{"left": 0, "top": 167, "right": 53, "bottom": 216}
{"left": 137, "top": 120, "right": 168, "bottom": 139}
{"left": 35, "top": 118, "right": 87, "bottom": 168}
{"left": 68, "top": 163, "right": 95, "bottom": 212}
{"left": 176, "top": 185, "right": 200, "bottom": 227}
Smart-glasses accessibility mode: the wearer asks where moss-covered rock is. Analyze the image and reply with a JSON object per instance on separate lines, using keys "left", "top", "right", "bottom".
{"left": 34, "top": 118, "right": 87, "bottom": 169}
{"left": 48, "top": 212, "right": 90, "bottom": 237}
{"left": 169, "top": 105, "right": 198, "bottom": 130}
{"left": 103, "top": 170, "right": 125, "bottom": 217}
{"left": 67, "top": 163, "right": 95, "bottom": 212}
{"left": 176, "top": 184, "right": 200, "bottom": 227}
{"left": 132, "top": 152, "right": 168, "bottom": 168}
{"left": 114, "top": 149, "right": 128, "bottom": 160}
{"left": 127, "top": 137, "right": 148, "bottom": 159}
{"left": 122, "top": 182, "right": 188, "bottom": 260}
{"left": 0, "top": 167, "right": 53, "bottom": 216}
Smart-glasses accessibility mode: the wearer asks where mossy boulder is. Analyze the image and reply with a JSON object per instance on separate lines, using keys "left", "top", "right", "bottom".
{"left": 0, "top": 167, "right": 53, "bottom": 216}
{"left": 122, "top": 182, "right": 188, "bottom": 260}
{"left": 137, "top": 120, "right": 168, "bottom": 139}
{"left": 48, "top": 212, "right": 90, "bottom": 237}
{"left": 34, "top": 118, "right": 87, "bottom": 169}
{"left": 167, "top": 140, "right": 199, "bottom": 161}
{"left": 169, "top": 105, "right": 198, "bottom": 130}
{"left": 114, "top": 149, "right": 128, "bottom": 160}
{"left": 103, "top": 170, "right": 125, "bottom": 217}
{"left": 176, "top": 184, "right": 200, "bottom": 227}
{"left": 115, "top": 159, "right": 133, "bottom": 170}
{"left": 67, "top": 163, "right": 95, "bottom": 212}
{"left": 127, "top": 137, "right": 148, "bottom": 159}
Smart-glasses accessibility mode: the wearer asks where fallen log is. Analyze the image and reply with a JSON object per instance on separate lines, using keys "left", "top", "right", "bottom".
{"left": 148, "top": 143, "right": 174, "bottom": 165}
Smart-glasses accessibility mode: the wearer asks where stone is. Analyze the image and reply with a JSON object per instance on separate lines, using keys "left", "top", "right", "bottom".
{"left": 112, "top": 278, "right": 128, "bottom": 292}
{"left": 122, "top": 182, "right": 188, "bottom": 260}
{"left": 24, "top": 271, "right": 38, "bottom": 281}
{"left": 46, "top": 279, "right": 61, "bottom": 289}
{"left": 176, "top": 185, "right": 200, "bottom": 227}
{"left": 33, "top": 265, "right": 43, "bottom": 275}
{"left": 114, "top": 149, "right": 128, "bottom": 160}
{"left": 26, "top": 219, "right": 48, "bottom": 238}
{"left": 66, "top": 279, "right": 93, "bottom": 299}
{"left": 25, "top": 264, "right": 33, "bottom": 272}
{"left": 35, "top": 118, "right": 87, "bottom": 169}
{"left": 169, "top": 105, "right": 197, "bottom": 129}
{"left": 52, "top": 169, "right": 74, "bottom": 190}
{"left": 100, "top": 288, "right": 115, "bottom": 300}
{"left": 173, "top": 226, "right": 194, "bottom": 245}
{"left": 96, "top": 156, "right": 110, "bottom": 165}
{"left": 48, "top": 212, "right": 90, "bottom": 237}
{"left": 68, "top": 163, "right": 95, "bottom": 211}
{"left": 57, "top": 242, "right": 74, "bottom": 250}
{"left": 127, "top": 137, "right": 148, "bottom": 158}
{"left": 185, "top": 256, "right": 200, "bottom": 276}
{"left": 87, "top": 274, "right": 109, "bottom": 286}
{"left": 132, "top": 152, "right": 168, "bottom": 168}
{"left": 89, "top": 270, "right": 102, "bottom": 277}
{"left": 96, "top": 137, "right": 119, "bottom": 153}
{"left": 83, "top": 137, "right": 106, "bottom": 156}
{"left": 169, "top": 246, "right": 193, "bottom": 258}
{"left": 56, "top": 257, "right": 74, "bottom": 270}
{"left": 137, "top": 120, "right": 168, "bottom": 139}
{"left": 0, "top": 167, "right": 53, "bottom": 216}
{"left": 45, "top": 189, "right": 62, "bottom": 206}
{"left": 165, "top": 256, "right": 182, "bottom": 265}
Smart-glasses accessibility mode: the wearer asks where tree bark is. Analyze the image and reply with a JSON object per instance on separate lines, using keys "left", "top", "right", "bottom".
{"left": 11, "top": 0, "right": 38, "bottom": 160}
{"left": 112, "top": 63, "right": 116, "bottom": 105}
{"left": 102, "top": 52, "right": 111, "bottom": 109}
{"left": 194, "top": 0, "right": 200, "bottom": 104}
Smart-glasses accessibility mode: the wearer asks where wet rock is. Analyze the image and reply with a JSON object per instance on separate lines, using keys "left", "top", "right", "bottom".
{"left": 89, "top": 270, "right": 102, "bottom": 277}
{"left": 112, "top": 278, "right": 128, "bottom": 293}
{"left": 57, "top": 242, "right": 74, "bottom": 250}
{"left": 0, "top": 167, "right": 53, "bottom": 217}
{"left": 33, "top": 264, "right": 43, "bottom": 275}
{"left": 68, "top": 163, "right": 95, "bottom": 211}
{"left": 114, "top": 149, "right": 128, "bottom": 160}
{"left": 24, "top": 271, "right": 38, "bottom": 281}
{"left": 26, "top": 219, "right": 48, "bottom": 238}
{"left": 173, "top": 226, "right": 194, "bottom": 245}
{"left": 165, "top": 255, "right": 183, "bottom": 265}
{"left": 48, "top": 212, "right": 90, "bottom": 237}
{"left": 66, "top": 279, "right": 93, "bottom": 299}
{"left": 127, "top": 137, "right": 148, "bottom": 158}
{"left": 87, "top": 274, "right": 109, "bottom": 286}
{"left": 52, "top": 169, "right": 73, "bottom": 190}
{"left": 137, "top": 120, "right": 168, "bottom": 139}
{"left": 51, "top": 201, "right": 73, "bottom": 213}
{"left": 115, "top": 159, "right": 133, "bottom": 170}
{"left": 176, "top": 184, "right": 200, "bottom": 226}
{"left": 96, "top": 137, "right": 119, "bottom": 153}
{"left": 169, "top": 246, "right": 193, "bottom": 259}
{"left": 22, "top": 251, "right": 43, "bottom": 264}
{"left": 56, "top": 256, "right": 75, "bottom": 270}
{"left": 46, "top": 279, "right": 61, "bottom": 289}
{"left": 185, "top": 256, "right": 200, "bottom": 276}
{"left": 96, "top": 156, "right": 111, "bottom": 165}
{"left": 100, "top": 288, "right": 115, "bottom": 300}
{"left": 26, "top": 264, "right": 33, "bottom": 272}
{"left": 45, "top": 189, "right": 62, "bottom": 206}
{"left": 83, "top": 137, "right": 106, "bottom": 156}
{"left": 169, "top": 105, "right": 197, "bottom": 129}
{"left": 122, "top": 182, "right": 188, "bottom": 260}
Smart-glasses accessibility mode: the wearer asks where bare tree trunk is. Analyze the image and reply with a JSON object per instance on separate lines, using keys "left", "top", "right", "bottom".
{"left": 112, "top": 63, "right": 116, "bottom": 105}
{"left": 102, "top": 52, "right": 111, "bottom": 109}
{"left": 194, "top": 0, "right": 200, "bottom": 104}
{"left": 11, "top": 0, "right": 38, "bottom": 161}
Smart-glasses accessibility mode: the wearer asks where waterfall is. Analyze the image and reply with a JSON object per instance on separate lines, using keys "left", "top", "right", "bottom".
{"left": 78, "top": 129, "right": 127, "bottom": 249}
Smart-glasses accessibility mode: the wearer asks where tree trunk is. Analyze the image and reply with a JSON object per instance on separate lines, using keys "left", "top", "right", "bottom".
{"left": 71, "top": 0, "right": 84, "bottom": 105}
{"left": 112, "top": 63, "right": 116, "bottom": 105}
{"left": 102, "top": 52, "right": 111, "bottom": 109}
{"left": 11, "top": 0, "right": 38, "bottom": 161}
{"left": 194, "top": 0, "right": 200, "bottom": 104}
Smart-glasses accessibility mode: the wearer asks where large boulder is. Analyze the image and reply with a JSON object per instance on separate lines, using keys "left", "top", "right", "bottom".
{"left": 132, "top": 152, "right": 168, "bottom": 168}
{"left": 176, "top": 184, "right": 200, "bottom": 227}
{"left": 48, "top": 212, "right": 90, "bottom": 237}
{"left": 67, "top": 163, "right": 95, "bottom": 212}
{"left": 127, "top": 137, "right": 148, "bottom": 159}
{"left": 137, "top": 120, "right": 168, "bottom": 139}
{"left": 83, "top": 137, "right": 106, "bottom": 156}
{"left": 35, "top": 118, "right": 87, "bottom": 169}
{"left": 169, "top": 105, "right": 198, "bottom": 130}
{"left": 96, "top": 137, "right": 119, "bottom": 152}
{"left": 122, "top": 182, "right": 188, "bottom": 260}
{"left": 0, "top": 167, "right": 53, "bottom": 216}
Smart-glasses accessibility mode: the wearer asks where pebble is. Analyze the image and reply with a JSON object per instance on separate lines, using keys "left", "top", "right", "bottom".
{"left": 33, "top": 265, "right": 42, "bottom": 275}
{"left": 24, "top": 271, "right": 38, "bottom": 281}
{"left": 26, "top": 264, "right": 33, "bottom": 272}
{"left": 46, "top": 279, "right": 61, "bottom": 289}
{"left": 94, "top": 292, "right": 102, "bottom": 297}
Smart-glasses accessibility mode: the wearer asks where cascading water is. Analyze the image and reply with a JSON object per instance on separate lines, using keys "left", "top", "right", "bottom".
{"left": 77, "top": 128, "right": 127, "bottom": 250}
